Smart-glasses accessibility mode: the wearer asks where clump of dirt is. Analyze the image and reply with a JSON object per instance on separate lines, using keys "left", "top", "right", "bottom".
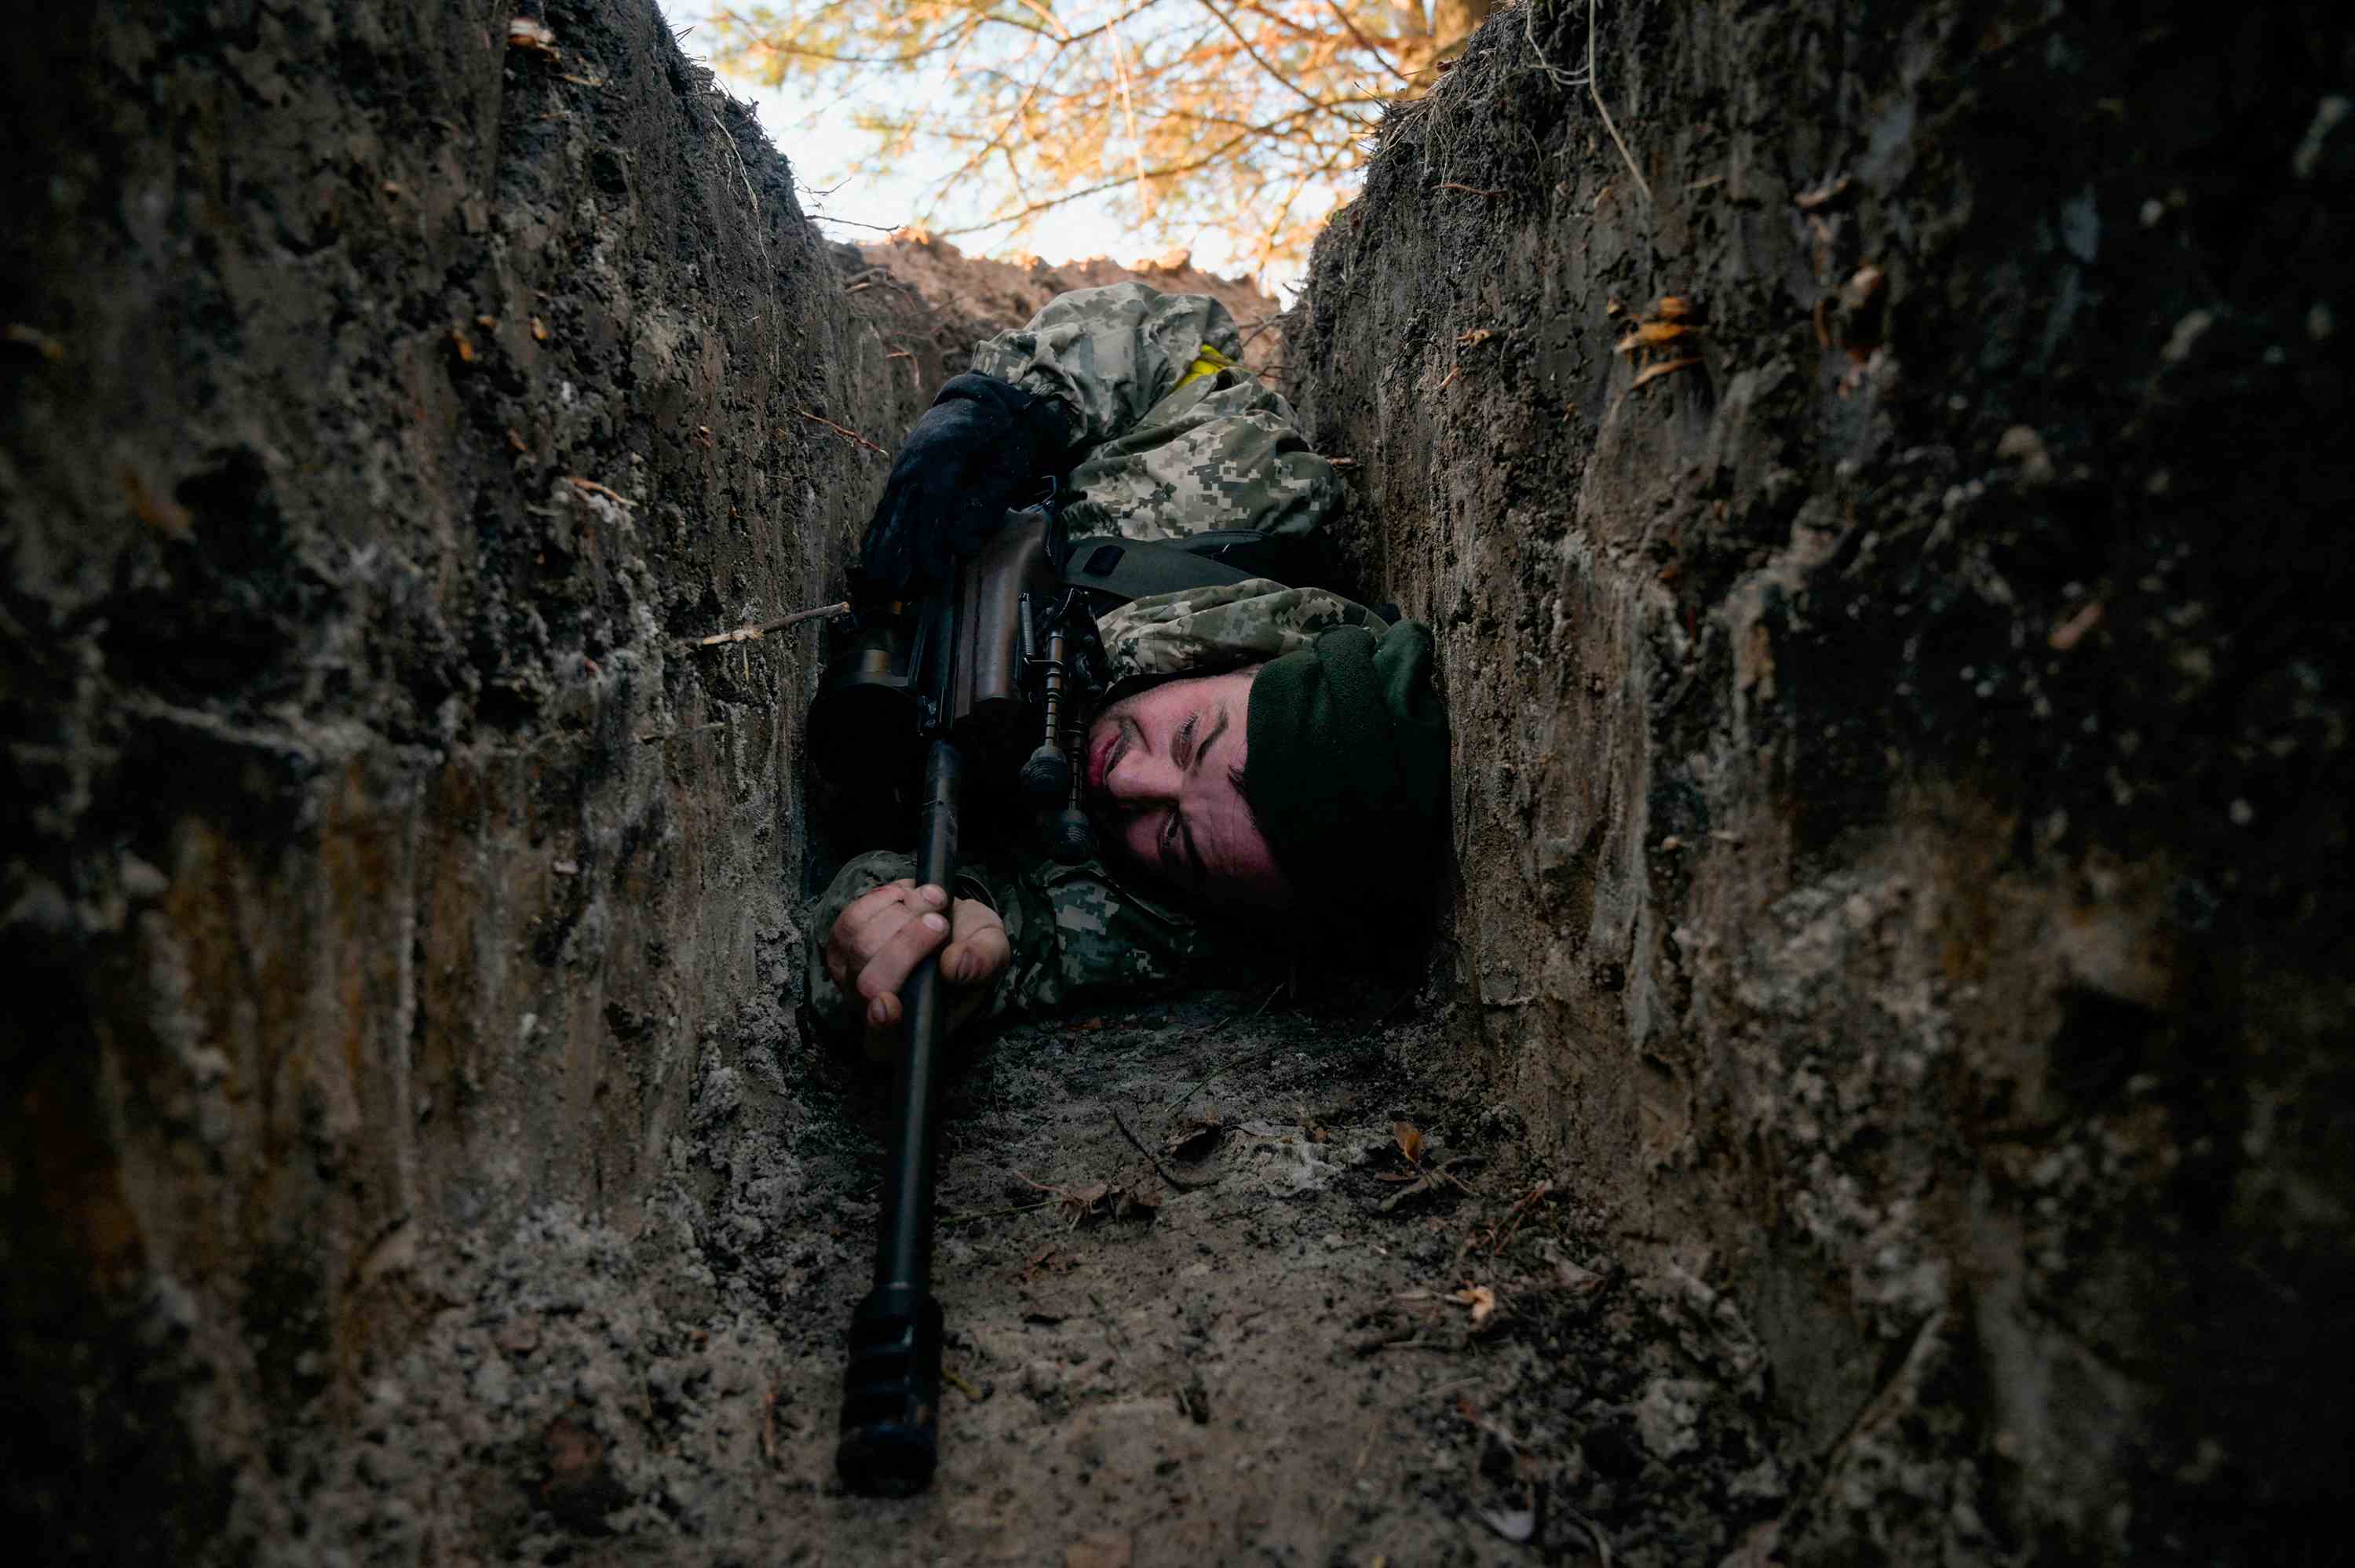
{"left": 1287, "top": 0, "right": 2355, "bottom": 1560}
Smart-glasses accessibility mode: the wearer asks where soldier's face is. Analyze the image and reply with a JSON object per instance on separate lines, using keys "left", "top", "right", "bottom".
{"left": 1082, "top": 669, "right": 1293, "bottom": 911}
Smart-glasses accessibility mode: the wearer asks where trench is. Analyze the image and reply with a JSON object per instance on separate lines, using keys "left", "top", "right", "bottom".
{"left": 4, "top": 2, "right": 2350, "bottom": 1564}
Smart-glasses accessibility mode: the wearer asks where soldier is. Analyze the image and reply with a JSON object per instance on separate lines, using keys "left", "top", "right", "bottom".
{"left": 808, "top": 283, "right": 1448, "bottom": 1053}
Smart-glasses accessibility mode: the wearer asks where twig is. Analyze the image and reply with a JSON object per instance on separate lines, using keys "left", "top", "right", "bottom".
{"left": 1183, "top": 978, "right": 1285, "bottom": 1045}
{"left": 1437, "top": 182, "right": 1505, "bottom": 196}
{"left": 942, "top": 1367, "right": 985, "bottom": 1400}
{"left": 940, "top": 1200, "right": 1052, "bottom": 1227}
{"left": 1630, "top": 356, "right": 1700, "bottom": 390}
{"left": 636, "top": 721, "right": 726, "bottom": 745}
{"left": 564, "top": 476, "right": 635, "bottom": 509}
{"left": 1587, "top": 0, "right": 1654, "bottom": 207}
{"left": 793, "top": 407, "right": 888, "bottom": 455}
{"left": 1171, "top": 981, "right": 1287, "bottom": 1106}
{"left": 688, "top": 600, "right": 851, "bottom": 647}
{"left": 1114, "top": 1107, "right": 1219, "bottom": 1192}
{"left": 704, "top": 104, "right": 780, "bottom": 377}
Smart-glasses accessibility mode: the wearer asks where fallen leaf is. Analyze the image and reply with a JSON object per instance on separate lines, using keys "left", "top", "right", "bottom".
{"left": 1455, "top": 326, "right": 1496, "bottom": 348}
{"left": 1794, "top": 172, "right": 1853, "bottom": 211}
{"left": 1451, "top": 1285, "right": 1499, "bottom": 1325}
{"left": 506, "top": 17, "right": 560, "bottom": 56}
{"left": 1478, "top": 1504, "right": 1538, "bottom": 1544}
{"left": 120, "top": 468, "right": 192, "bottom": 539}
{"left": 1655, "top": 294, "right": 1700, "bottom": 320}
{"left": 1615, "top": 319, "right": 1699, "bottom": 354}
{"left": 1112, "top": 1179, "right": 1161, "bottom": 1220}
{"left": 2049, "top": 600, "right": 2105, "bottom": 651}
{"left": 1163, "top": 1110, "right": 1222, "bottom": 1159}
{"left": 5, "top": 322, "right": 66, "bottom": 361}
{"left": 1393, "top": 1120, "right": 1426, "bottom": 1165}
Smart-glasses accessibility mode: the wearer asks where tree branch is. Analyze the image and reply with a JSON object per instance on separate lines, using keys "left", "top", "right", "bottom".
{"left": 1321, "top": 0, "right": 1412, "bottom": 86}
{"left": 1192, "top": 0, "right": 1325, "bottom": 115}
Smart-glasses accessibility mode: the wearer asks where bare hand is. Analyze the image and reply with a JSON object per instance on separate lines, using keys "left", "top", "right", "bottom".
{"left": 823, "top": 878, "right": 1010, "bottom": 1057}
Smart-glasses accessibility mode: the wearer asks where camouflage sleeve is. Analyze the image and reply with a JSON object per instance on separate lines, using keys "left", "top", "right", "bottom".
{"left": 992, "top": 856, "right": 1232, "bottom": 1015}
{"left": 970, "top": 282, "right": 1245, "bottom": 447}
{"left": 802, "top": 848, "right": 922, "bottom": 1039}
{"left": 1094, "top": 580, "right": 1391, "bottom": 684}
{"left": 802, "top": 846, "right": 1230, "bottom": 1037}
{"left": 969, "top": 283, "right": 1345, "bottom": 545}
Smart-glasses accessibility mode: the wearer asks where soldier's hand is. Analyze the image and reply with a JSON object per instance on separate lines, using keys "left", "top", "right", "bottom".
{"left": 823, "top": 878, "right": 1010, "bottom": 1054}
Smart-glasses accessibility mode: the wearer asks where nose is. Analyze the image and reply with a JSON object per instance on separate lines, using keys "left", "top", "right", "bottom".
{"left": 1104, "top": 743, "right": 1181, "bottom": 804}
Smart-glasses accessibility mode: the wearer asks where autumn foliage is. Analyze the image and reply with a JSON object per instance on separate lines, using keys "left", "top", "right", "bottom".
{"left": 707, "top": 0, "right": 1495, "bottom": 270}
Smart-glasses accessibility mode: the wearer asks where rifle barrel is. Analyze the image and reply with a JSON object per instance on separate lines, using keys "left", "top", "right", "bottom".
{"left": 836, "top": 735, "right": 963, "bottom": 1496}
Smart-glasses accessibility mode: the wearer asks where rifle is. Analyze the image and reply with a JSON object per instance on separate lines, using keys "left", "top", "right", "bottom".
{"left": 811, "top": 506, "right": 1102, "bottom": 1496}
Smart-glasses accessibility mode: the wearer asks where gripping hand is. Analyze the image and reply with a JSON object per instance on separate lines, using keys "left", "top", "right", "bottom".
{"left": 860, "top": 373, "right": 1073, "bottom": 593}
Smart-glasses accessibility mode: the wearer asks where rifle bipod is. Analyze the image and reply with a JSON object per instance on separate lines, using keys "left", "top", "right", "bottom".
{"left": 834, "top": 736, "right": 962, "bottom": 1495}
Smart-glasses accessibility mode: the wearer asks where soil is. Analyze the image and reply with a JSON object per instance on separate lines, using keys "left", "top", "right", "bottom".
{"left": 3, "top": 1, "right": 2350, "bottom": 1564}
{"left": 1288, "top": 3, "right": 2355, "bottom": 1559}
{"left": 243, "top": 993, "right": 1795, "bottom": 1565}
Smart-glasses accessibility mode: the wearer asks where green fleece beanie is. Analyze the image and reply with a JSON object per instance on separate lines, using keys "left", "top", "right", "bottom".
{"left": 1243, "top": 620, "right": 1448, "bottom": 910}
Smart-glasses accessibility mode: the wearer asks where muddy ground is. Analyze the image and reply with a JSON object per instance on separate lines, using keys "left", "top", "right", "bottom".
{"left": 3, "top": 1, "right": 2350, "bottom": 1564}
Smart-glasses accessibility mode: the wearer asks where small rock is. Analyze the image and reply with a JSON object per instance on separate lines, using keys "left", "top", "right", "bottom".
{"left": 495, "top": 1315, "right": 542, "bottom": 1357}
{"left": 1995, "top": 425, "right": 2054, "bottom": 485}
{"left": 540, "top": 1411, "right": 626, "bottom": 1532}
{"left": 2162, "top": 309, "right": 2214, "bottom": 365}
{"left": 120, "top": 854, "right": 169, "bottom": 900}
{"left": 1634, "top": 1377, "right": 1707, "bottom": 1460}
{"left": 1022, "top": 1360, "right": 1064, "bottom": 1400}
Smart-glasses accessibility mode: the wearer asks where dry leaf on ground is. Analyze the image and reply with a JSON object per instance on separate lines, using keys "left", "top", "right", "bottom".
{"left": 1163, "top": 1110, "right": 1222, "bottom": 1158}
{"left": 506, "top": 18, "right": 560, "bottom": 56}
{"left": 1451, "top": 1285, "right": 1499, "bottom": 1325}
{"left": 1393, "top": 1120, "right": 1426, "bottom": 1164}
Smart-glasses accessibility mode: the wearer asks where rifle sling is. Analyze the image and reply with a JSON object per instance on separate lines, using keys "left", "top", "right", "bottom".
{"left": 1058, "top": 532, "right": 1268, "bottom": 602}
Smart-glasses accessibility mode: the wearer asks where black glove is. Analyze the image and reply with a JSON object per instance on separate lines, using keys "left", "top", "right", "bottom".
{"left": 860, "top": 373, "right": 1075, "bottom": 593}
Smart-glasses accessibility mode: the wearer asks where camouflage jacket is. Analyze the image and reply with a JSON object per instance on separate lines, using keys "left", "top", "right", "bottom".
{"left": 805, "top": 284, "right": 1385, "bottom": 1036}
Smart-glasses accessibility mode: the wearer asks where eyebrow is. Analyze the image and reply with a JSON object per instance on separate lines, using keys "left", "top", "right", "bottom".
{"left": 1178, "top": 706, "right": 1233, "bottom": 890}
{"left": 1192, "top": 706, "right": 1229, "bottom": 775}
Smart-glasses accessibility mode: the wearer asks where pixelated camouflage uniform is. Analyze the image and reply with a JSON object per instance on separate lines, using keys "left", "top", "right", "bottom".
{"left": 805, "top": 284, "right": 1389, "bottom": 1034}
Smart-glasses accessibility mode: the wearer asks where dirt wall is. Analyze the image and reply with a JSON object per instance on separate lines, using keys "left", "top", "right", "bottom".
{"left": 1288, "top": 1, "right": 2353, "bottom": 1559}
{"left": 0, "top": 0, "right": 921, "bottom": 1552}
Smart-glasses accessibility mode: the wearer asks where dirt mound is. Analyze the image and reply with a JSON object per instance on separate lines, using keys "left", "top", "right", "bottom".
{"left": 837, "top": 231, "right": 1287, "bottom": 395}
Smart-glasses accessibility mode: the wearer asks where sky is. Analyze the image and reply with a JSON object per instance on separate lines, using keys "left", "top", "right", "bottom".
{"left": 655, "top": 0, "right": 1304, "bottom": 292}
